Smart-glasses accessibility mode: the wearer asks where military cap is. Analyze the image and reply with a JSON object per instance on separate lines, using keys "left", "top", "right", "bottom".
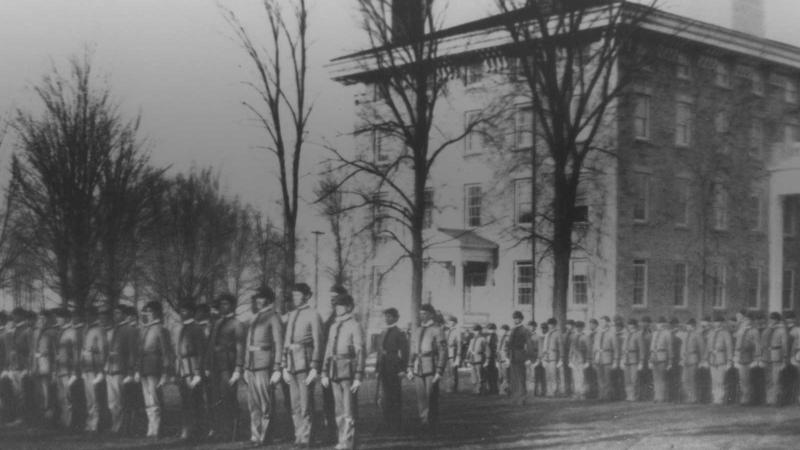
{"left": 566, "top": 319, "right": 576, "bottom": 326}
{"left": 143, "top": 301, "right": 162, "bottom": 316}
{"left": 292, "top": 283, "right": 313, "bottom": 298}
{"left": 702, "top": 316, "right": 712, "bottom": 322}
{"left": 472, "top": 324, "right": 483, "bottom": 332}
{"left": 769, "top": 311, "right": 782, "bottom": 321}
{"left": 669, "top": 317, "right": 679, "bottom": 325}
{"left": 512, "top": 311, "right": 523, "bottom": 320}
{"left": 216, "top": 292, "right": 237, "bottom": 308}
{"left": 487, "top": 323, "right": 497, "bottom": 330}
{"left": 575, "top": 321, "right": 585, "bottom": 329}
{"left": 11, "top": 307, "right": 26, "bottom": 318}
{"left": 547, "top": 318, "right": 557, "bottom": 326}
{"left": 686, "top": 318, "right": 696, "bottom": 326}
{"left": 589, "top": 318, "right": 598, "bottom": 325}
{"left": 500, "top": 324, "right": 510, "bottom": 331}
{"left": 195, "top": 303, "right": 210, "bottom": 316}
{"left": 178, "top": 299, "right": 197, "bottom": 314}
{"left": 600, "top": 316, "right": 611, "bottom": 323}
{"left": 420, "top": 304, "right": 436, "bottom": 315}
{"left": 252, "top": 285, "right": 276, "bottom": 304}
{"left": 333, "top": 293, "right": 355, "bottom": 308}
{"left": 383, "top": 307, "right": 399, "bottom": 318}
{"left": 627, "top": 318, "right": 638, "bottom": 326}
{"left": 528, "top": 320, "right": 537, "bottom": 327}
{"left": 330, "top": 284, "right": 348, "bottom": 295}
{"left": 657, "top": 316, "right": 667, "bottom": 324}
{"left": 641, "top": 316, "right": 652, "bottom": 324}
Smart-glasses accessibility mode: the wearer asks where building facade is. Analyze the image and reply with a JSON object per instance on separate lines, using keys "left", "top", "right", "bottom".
{"left": 330, "top": 1, "right": 800, "bottom": 338}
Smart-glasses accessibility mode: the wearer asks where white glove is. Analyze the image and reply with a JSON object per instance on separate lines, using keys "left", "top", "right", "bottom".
{"left": 93, "top": 373, "right": 105, "bottom": 385}
{"left": 270, "top": 371, "right": 282, "bottom": 385}
{"left": 189, "top": 375, "right": 202, "bottom": 388}
{"left": 0, "top": 370, "right": 8, "bottom": 379}
{"left": 304, "top": 368, "right": 318, "bottom": 386}
{"left": 134, "top": 372, "right": 141, "bottom": 384}
{"left": 157, "top": 375, "right": 167, "bottom": 388}
{"left": 432, "top": 373, "right": 441, "bottom": 384}
{"left": 228, "top": 370, "right": 241, "bottom": 386}
{"left": 350, "top": 379, "right": 361, "bottom": 393}
{"left": 68, "top": 375, "right": 78, "bottom": 386}
{"left": 122, "top": 375, "right": 134, "bottom": 384}
{"left": 282, "top": 368, "right": 291, "bottom": 383}
{"left": 406, "top": 370, "right": 414, "bottom": 381}
{"left": 321, "top": 376, "right": 330, "bottom": 388}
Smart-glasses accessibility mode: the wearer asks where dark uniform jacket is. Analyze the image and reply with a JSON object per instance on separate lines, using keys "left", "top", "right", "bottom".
{"left": 81, "top": 322, "right": 107, "bottom": 374}
{"left": 106, "top": 320, "right": 139, "bottom": 376}
{"left": 283, "top": 304, "right": 323, "bottom": 374}
{"left": 541, "top": 329, "right": 562, "bottom": 363}
{"left": 734, "top": 325, "right": 761, "bottom": 365}
{"left": 594, "top": 327, "right": 619, "bottom": 366}
{"left": 9, "top": 323, "right": 32, "bottom": 371}
{"left": 648, "top": 328, "right": 673, "bottom": 365}
{"left": 33, "top": 325, "right": 59, "bottom": 376}
{"left": 208, "top": 314, "right": 245, "bottom": 374}
{"left": 139, "top": 320, "right": 174, "bottom": 377}
{"left": 680, "top": 329, "right": 705, "bottom": 366}
{"left": 621, "top": 329, "right": 645, "bottom": 366}
{"left": 245, "top": 306, "right": 283, "bottom": 372}
{"left": 376, "top": 324, "right": 408, "bottom": 377}
{"left": 177, "top": 320, "right": 207, "bottom": 377}
{"left": 569, "top": 331, "right": 590, "bottom": 366}
{"left": 446, "top": 327, "right": 461, "bottom": 363}
{"left": 408, "top": 321, "right": 447, "bottom": 377}
{"left": 759, "top": 324, "right": 788, "bottom": 365}
{"left": 507, "top": 324, "right": 531, "bottom": 364}
{"left": 322, "top": 313, "right": 366, "bottom": 382}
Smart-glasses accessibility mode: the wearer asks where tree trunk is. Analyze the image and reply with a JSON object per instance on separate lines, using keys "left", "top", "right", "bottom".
{"left": 283, "top": 224, "right": 296, "bottom": 314}
{"left": 551, "top": 176, "right": 574, "bottom": 328}
{"left": 410, "top": 228, "right": 423, "bottom": 333}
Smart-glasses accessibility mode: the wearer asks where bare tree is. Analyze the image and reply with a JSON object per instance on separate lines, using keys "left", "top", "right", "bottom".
{"left": 495, "top": 0, "right": 658, "bottom": 324}
{"left": 11, "top": 54, "right": 152, "bottom": 314}
{"left": 314, "top": 170, "right": 352, "bottom": 287}
{"left": 330, "top": 0, "right": 499, "bottom": 331}
{"left": 223, "top": 0, "right": 311, "bottom": 311}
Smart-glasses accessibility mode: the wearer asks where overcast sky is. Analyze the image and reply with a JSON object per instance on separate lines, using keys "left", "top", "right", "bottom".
{"left": 0, "top": 0, "right": 798, "bottom": 259}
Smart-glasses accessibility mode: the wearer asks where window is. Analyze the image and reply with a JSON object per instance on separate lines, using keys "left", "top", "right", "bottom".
{"left": 752, "top": 70, "right": 765, "bottom": 96}
{"left": 633, "top": 259, "right": 648, "bottom": 307}
{"left": 673, "top": 262, "right": 688, "bottom": 307}
{"left": 786, "top": 77, "right": 799, "bottom": 104}
{"left": 371, "top": 191, "right": 388, "bottom": 237}
{"left": 633, "top": 172, "right": 649, "bottom": 223}
{"left": 746, "top": 267, "right": 762, "bottom": 309}
{"left": 465, "top": 62, "right": 483, "bottom": 85}
{"left": 676, "top": 54, "right": 691, "bottom": 80}
{"left": 423, "top": 188, "right": 434, "bottom": 229}
{"left": 783, "top": 269, "right": 795, "bottom": 310}
{"left": 715, "top": 111, "right": 730, "bottom": 153}
{"left": 515, "top": 104, "right": 534, "bottom": 151}
{"left": 464, "top": 110, "right": 484, "bottom": 155}
{"left": 715, "top": 61, "right": 731, "bottom": 88}
{"left": 712, "top": 183, "right": 728, "bottom": 231}
{"left": 710, "top": 264, "right": 726, "bottom": 308}
{"left": 465, "top": 261, "right": 488, "bottom": 287}
{"left": 371, "top": 265, "right": 386, "bottom": 304}
{"left": 373, "top": 131, "right": 397, "bottom": 164}
{"left": 675, "top": 100, "right": 692, "bottom": 147}
{"left": 465, "top": 184, "right": 482, "bottom": 227}
{"left": 515, "top": 261, "right": 533, "bottom": 305}
{"left": 574, "top": 186, "right": 588, "bottom": 224}
{"left": 675, "top": 177, "right": 690, "bottom": 227}
{"left": 571, "top": 261, "right": 588, "bottom": 305}
{"left": 633, "top": 94, "right": 650, "bottom": 140}
{"left": 514, "top": 178, "right": 533, "bottom": 225}
{"left": 785, "top": 198, "right": 797, "bottom": 237}
{"left": 750, "top": 194, "right": 764, "bottom": 232}
{"left": 749, "top": 120, "right": 764, "bottom": 157}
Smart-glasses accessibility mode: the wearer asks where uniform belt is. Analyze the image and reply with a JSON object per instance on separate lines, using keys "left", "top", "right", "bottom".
{"left": 333, "top": 354, "right": 354, "bottom": 360}
{"left": 249, "top": 345, "right": 273, "bottom": 351}
{"left": 771, "top": 346, "right": 782, "bottom": 349}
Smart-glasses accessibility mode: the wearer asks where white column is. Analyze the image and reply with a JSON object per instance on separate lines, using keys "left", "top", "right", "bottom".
{"left": 768, "top": 192, "right": 783, "bottom": 312}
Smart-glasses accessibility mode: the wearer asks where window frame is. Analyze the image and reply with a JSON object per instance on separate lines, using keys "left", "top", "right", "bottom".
{"left": 571, "top": 260, "right": 589, "bottom": 306}
{"left": 710, "top": 264, "right": 727, "bottom": 309}
{"left": 783, "top": 268, "right": 795, "bottom": 311}
{"left": 514, "top": 178, "right": 533, "bottom": 225}
{"left": 676, "top": 53, "right": 691, "bottom": 80}
{"left": 514, "top": 260, "right": 534, "bottom": 306}
{"left": 675, "top": 177, "right": 690, "bottom": 228}
{"left": 464, "top": 183, "right": 483, "bottom": 228}
{"left": 632, "top": 172, "right": 650, "bottom": 223}
{"left": 673, "top": 262, "right": 688, "bottom": 308}
{"left": 712, "top": 183, "right": 729, "bottom": 231}
{"left": 515, "top": 103, "right": 535, "bottom": 152}
{"left": 632, "top": 259, "right": 648, "bottom": 307}
{"left": 746, "top": 266, "right": 763, "bottom": 310}
{"left": 674, "top": 98, "right": 693, "bottom": 147}
{"left": 423, "top": 188, "right": 434, "bottom": 229}
{"left": 464, "top": 110, "right": 483, "bottom": 155}
{"left": 715, "top": 61, "right": 731, "bottom": 88}
{"left": 633, "top": 94, "right": 651, "bottom": 141}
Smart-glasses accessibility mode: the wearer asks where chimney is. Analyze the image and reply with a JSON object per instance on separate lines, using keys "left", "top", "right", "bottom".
{"left": 391, "top": 0, "right": 428, "bottom": 43}
{"left": 731, "top": 0, "right": 765, "bottom": 38}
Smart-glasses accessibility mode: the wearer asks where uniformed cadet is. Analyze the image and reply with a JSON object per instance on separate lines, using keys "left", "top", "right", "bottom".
{"left": 0, "top": 311, "right": 8, "bottom": 422}
{"left": 611, "top": 317, "right": 627, "bottom": 400}
{"left": 120, "top": 306, "right": 143, "bottom": 435}
{"left": 467, "top": 324, "right": 487, "bottom": 394}
{"left": 193, "top": 303, "right": 214, "bottom": 434}
{"left": 136, "top": 301, "right": 173, "bottom": 438}
{"left": 705, "top": 315, "right": 734, "bottom": 405}
{"left": 668, "top": 317, "right": 683, "bottom": 402}
{"left": 105, "top": 304, "right": 138, "bottom": 434}
{"left": 507, "top": 311, "right": 530, "bottom": 405}
{"left": 321, "top": 285, "right": 347, "bottom": 444}
{"left": 524, "top": 320, "right": 538, "bottom": 394}
{"left": 375, "top": 307, "right": 408, "bottom": 430}
{"left": 638, "top": 316, "right": 653, "bottom": 401}
{"left": 568, "top": 320, "right": 590, "bottom": 400}
{"left": 243, "top": 287, "right": 283, "bottom": 444}
{"left": 648, "top": 317, "right": 673, "bottom": 403}
{"left": 734, "top": 312, "right": 761, "bottom": 405}
{"left": 534, "top": 322, "right": 548, "bottom": 396}
{"left": 176, "top": 300, "right": 208, "bottom": 441}
{"left": 759, "top": 312, "right": 788, "bottom": 406}
{"left": 621, "top": 318, "right": 644, "bottom": 402}
{"left": 6, "top": 308, "right": 32, "bottom": 426}
{"left": 54, "top": 309, "right": 80, "bottom": 429}
{"left": 697, "top": 316, "right": 713, "bottom": 403}
{"left": 679, "top": 318, "right": 706, "bottom": 403}
{"left": 321, "top": 293, "right": 366, "bottom": 450}
{"left": 585, "top": 318, "right": 599, "bottom": 399}
{"left": 788, "top": 311, "right": 800, "bottom": 404}
{"left": 445, "top": 316, "right": 461, "bottom": 394}
{"left": 541, "top": 318, "right": 562, "bottom": 397}
{"left": 282, "top": 283, "right": 323, "bottom": 446}
{"left": 207, "top": 293, "right": 245, "bottom": 441}
{"left": 753, "top": 313, "right": 769, "bottom": 404}
{"left": 485, "top": 323, "right": 499, "bottom": 395}
{"left": 561, "top": 320, "right": 575, "bottom": 397}
{"left": 31, "top": 309, "right": 58, "bottom": 424}
{"left": 80, "top": 307, "right": 107, "bottom": 433}
{"left": 498, "top": 324, "right": 510, "bottom": 395}
{"left": 594, "top": 316, "right": 619, "bottom": 401}
{"left": 406, "top": 303, "right": 447, "bottom": 432}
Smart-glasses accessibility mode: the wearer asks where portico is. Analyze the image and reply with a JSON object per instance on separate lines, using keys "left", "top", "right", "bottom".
{"left": 768, "top": 142, "right": 800, "bottom": 312}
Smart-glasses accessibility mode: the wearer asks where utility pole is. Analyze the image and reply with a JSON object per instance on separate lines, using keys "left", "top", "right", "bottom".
{"left": 313, "top": 230, "right": 324, "bottom": 308}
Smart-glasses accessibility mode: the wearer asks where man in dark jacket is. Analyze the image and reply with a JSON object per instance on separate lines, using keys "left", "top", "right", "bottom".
{"left": 206, "top": 293, "right": 245, "bottom": 441}
{"left": 507, "top": 311, "right": 531, "bottom": 405}
{"left": 136, "top": 301, "right": 173, "bottom": 438}
{"left": 105, "top": 304, "right": 138, "bottom": 434}
{"left": 175, "top": 300, "right": 208, "bottom": 441}
{"left": 375, "top": 307, "right": 408, "bottom": 429}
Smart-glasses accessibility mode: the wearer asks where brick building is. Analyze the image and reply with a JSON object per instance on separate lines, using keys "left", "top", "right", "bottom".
{"left": 329, "top": 0, "right": 800, "bottom": 337}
